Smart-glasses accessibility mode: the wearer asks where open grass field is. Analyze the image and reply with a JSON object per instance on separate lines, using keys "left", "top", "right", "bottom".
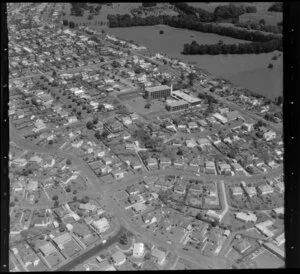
{"left": 44, "top": 183, "right": 67, "bottom": 202}
{"left": 252, "top": 248, "right": 284, "bottom": 268}
{"left": 125, "top": 97, "right": 167, "bottom": 116}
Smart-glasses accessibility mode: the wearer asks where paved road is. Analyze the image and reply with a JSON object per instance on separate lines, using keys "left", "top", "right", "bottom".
{"left": 219, "top": 180, "right": 229, "bottom": 221}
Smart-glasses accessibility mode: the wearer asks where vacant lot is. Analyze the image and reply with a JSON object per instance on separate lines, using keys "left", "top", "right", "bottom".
{"left": 45, "top": 183, "right": 67, "bottom": 203}
{"left": 125, "top": 96, "right": 167, "bottom": 116}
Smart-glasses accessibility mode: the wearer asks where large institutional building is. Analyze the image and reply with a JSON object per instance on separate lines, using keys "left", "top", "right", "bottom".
{"left": 145, "top": 85, "right": 171, "bottom": 99}
{"left": 166, "top": 99, "right": 189, "bottom": 112}
{"left": 145, "top": 84, "right": 202, "bottom": 112}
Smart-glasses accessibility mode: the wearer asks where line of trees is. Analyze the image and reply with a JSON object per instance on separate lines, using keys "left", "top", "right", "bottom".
{"left": 182, "top": 38, "right": 282, "bottom": 55}
{"left": 107, "top": 14, "right": 281, "bottom": 43}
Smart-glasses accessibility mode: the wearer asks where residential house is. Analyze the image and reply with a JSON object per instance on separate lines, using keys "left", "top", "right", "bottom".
{"left": 235, "top": 212, "right": 257, "bottom": 223}
{"left": 244, "top": 186, "right": 257, "bottom": 197}
{"left": 174, "top": 184, "right": 186, "bottom": 195}
{"left": 226, "top": 110, "right": 242, "bottom": 122}
{"left": 112, "top": 251, "right": 126, "bottom": 266}
{"left": 159, "top": 157, "right": 172, "bottom": 169}
{"left": 147, "top": 158, "right": 158, "bottom": 169}
{"left": 186, "top": 139, "right": 198, "bottom": 148}
{"left": 255, "top": 220, "right": 274, "bottom": 238}
{"left": 39, "top": 242, "right": 57, "bottom": 257}
{"left": 233, "top": 239, "right": 252, "bottom": 254}
{"left": 52, "top": 233, "right": 72, "bottom": 250}
{"left": 205, "top": 161, "right": 216, "bottom": 174}
{"left": 241, "top": 123, "right": 254, "bottom": 132}
{"left": 151, "top": 248, "right": 167, "bottom": 266}
{"left": 257, "top": 184, "right": 274, "bottom": 195}
{"left": 173, "top": 158, "right": 185, "bottom": 168}
{"left": 92, "top": 218, "right": 110, "bottom": 234}
{"left": 230, "top": 186, "right": 243, "bottom": 196}
{"left": 111, "top": 170, "right": 125, "bottom": 180}
{"left": 132, "top": 243, "right": 145, "bottom": 258}
{"left": 263, "top": 130, "right": 276, "bottom": 141}
{"left": 213, "top": 113, "right": 228, "bottom": 124}
{"left": 274, "top": 182, "right": 284, "bottom": 193}
{"left": 218, "top": 163, "right": 232, "bottom": 175}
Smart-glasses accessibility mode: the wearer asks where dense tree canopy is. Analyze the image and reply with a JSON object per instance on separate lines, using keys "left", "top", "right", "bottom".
{"left": 268, "top": 2, "right": 283, "bottom": 12}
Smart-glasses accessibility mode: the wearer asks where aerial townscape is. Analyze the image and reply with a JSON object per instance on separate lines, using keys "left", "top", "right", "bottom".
{"left": 8, "top": 2, "right": 284, "bottom": 271}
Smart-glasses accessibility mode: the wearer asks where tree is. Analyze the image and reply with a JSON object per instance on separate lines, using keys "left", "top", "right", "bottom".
{"left": 31, "top": 97, "right": 38, "bottom": 106}
{"left": 93, "top": 116, "right": 98, "bottom": 124}
{"left": 86, "top": 121, "right": 94, "bottom": 130}
{"left": 81, "top": 196, "right": 90, "bottom": 204}
{"left": 268, "top": 63, "right": 274, "bottom": 69}
{"left": 69, "top": 21, "right": 75, "bottom": 28}
{"left": 66, "top": 159, "right": 72, "bottom": 165}
{"left": 95, "top": 132, "right": 101, "bottom": 140}
{"left": 63, "top": 19, "right": 69, "bottom": 26}
{"left": 259, "top": 19, "right": 266, "bottom": 26}
{"left": 274, "top": 95, "right": 283, "bottom": 106}
{"left": 52, "top": 195, "right": 59, "bottom": 201}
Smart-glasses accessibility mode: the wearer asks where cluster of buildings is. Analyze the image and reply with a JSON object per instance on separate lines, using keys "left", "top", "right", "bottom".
{"left": 10, "top": 197, "right": 113, "bottom": 271}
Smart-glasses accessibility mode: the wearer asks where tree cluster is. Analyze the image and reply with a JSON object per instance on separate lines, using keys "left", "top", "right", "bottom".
{"left": 235, "top": 21, "right": 282, "bottom": 34}
{"left": 142, "top": 2, "right": 157, "bottom": 8}
{"left": 214, "top": 4, "right": 246, "bottom": 21}
{"left": 182, "top": 38, "right": 282, "bottom": 55}
{"left": 268, "top": 2, "right": 283, "bottom": 12}
{"left": 70, "top": 3, "right": 88, "bottom": 17}
{"left": 274, "top": 95, "right": 283, "bottom": 106}
{"left": 245, "top": 6, "right": 257, "bottom": 13}
{"left": 172, "top": 2, "right": 214, "bottom": 22}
